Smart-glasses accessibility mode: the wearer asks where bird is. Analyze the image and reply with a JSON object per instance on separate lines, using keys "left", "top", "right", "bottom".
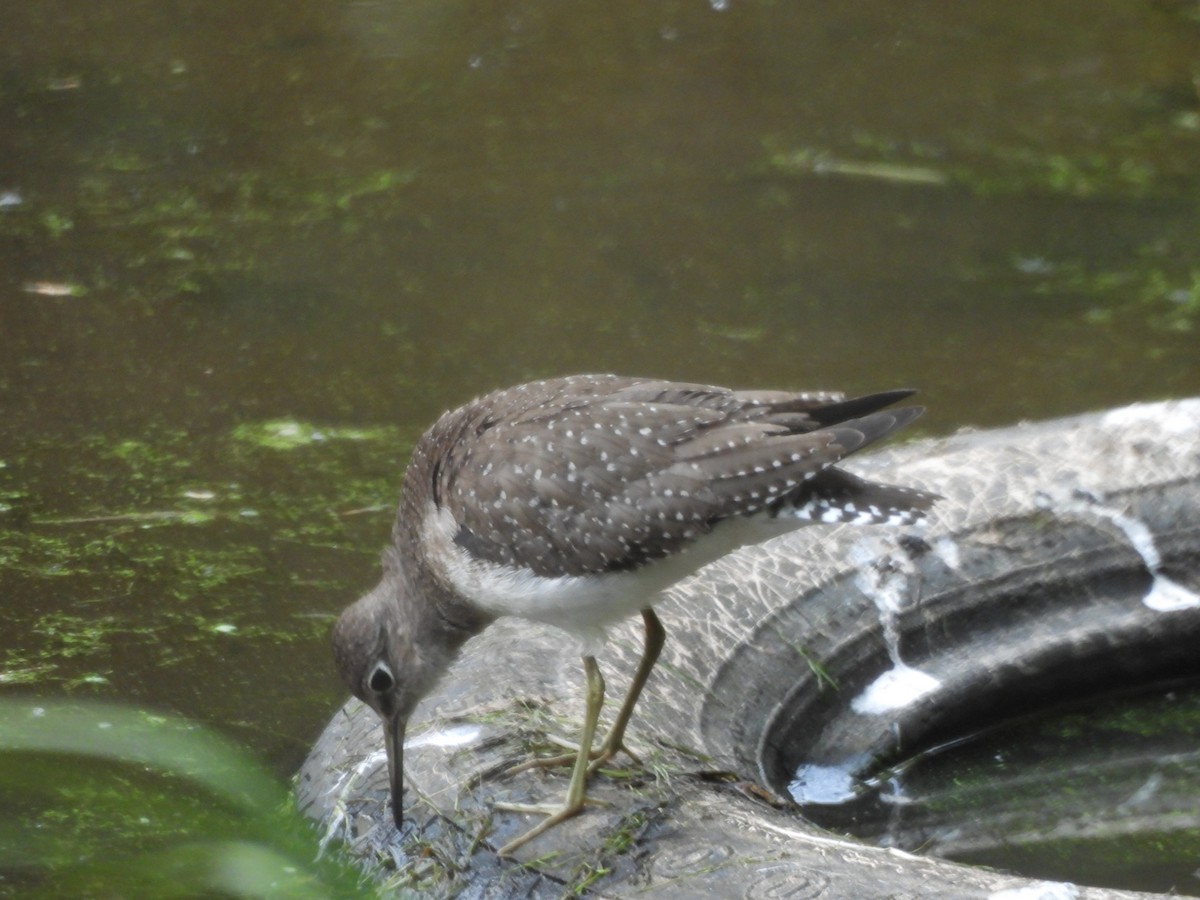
{"left": 331, "top": 374, "right": 937, "bottom": 855}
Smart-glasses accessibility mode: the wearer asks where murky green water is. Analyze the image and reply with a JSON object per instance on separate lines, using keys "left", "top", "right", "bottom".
{"left": 3, "top": 1, "right": 1199, "bottom": 893}
{"left": 803, "top": 682, "right": 1200, "bottom": 896}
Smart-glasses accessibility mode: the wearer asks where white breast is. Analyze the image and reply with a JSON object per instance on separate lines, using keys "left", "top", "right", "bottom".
{"left": 420, "top": 503, "right": 798, "bottom": 645}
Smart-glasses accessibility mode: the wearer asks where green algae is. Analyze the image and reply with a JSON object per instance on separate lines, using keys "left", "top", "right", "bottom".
{"left": 0, "top": 418, "right": 406, "bottom": 695}
{"left": 230, "top": 419, "right": 400, "bottom": 451}
{"left": 760, "top": 124, "right": 1200, "bottom": 336}
{"left": 1034, "top": 260, "right": 1200, "bottom": 333}
{"left": 765, "top": 92, "right": 1195, "bottom": 201}
{"left": 0, "top": 126, "right": 420, "bottom": 304}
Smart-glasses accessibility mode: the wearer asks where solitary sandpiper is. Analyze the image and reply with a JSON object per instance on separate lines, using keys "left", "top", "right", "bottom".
{"left": 332, "top": 374, "right": 936, "bottom": 855}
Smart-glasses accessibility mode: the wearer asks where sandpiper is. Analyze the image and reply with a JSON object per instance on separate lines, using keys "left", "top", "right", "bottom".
{"left": 332, "top": 374, "right": 936, "bottom": 854}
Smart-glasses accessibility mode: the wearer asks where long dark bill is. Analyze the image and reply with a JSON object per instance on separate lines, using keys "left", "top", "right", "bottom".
{"left": 385, "top": 714, "right": 406, "bottom": 830}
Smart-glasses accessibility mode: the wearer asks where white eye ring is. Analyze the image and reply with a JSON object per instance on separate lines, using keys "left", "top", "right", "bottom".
{"left": 368, "top": 660, "right": 395, "bottom": 694}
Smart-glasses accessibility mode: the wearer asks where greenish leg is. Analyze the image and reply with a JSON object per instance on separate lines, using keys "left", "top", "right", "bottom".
{"left": 588, "top": 608, "right": 664, "bottom": 773}
{"left": 504, "top": 608, "right": 664, "bottom": 778}
{"left": 495, "top": 654, "right": 606, "bottom": 856}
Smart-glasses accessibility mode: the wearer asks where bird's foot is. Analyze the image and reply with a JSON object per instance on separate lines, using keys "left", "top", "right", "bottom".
{"left": 586, "top": 734, "right": 641, "bottom": 775}
{"left": 504, "top": 733, "right": 640, "bottom": 779}
{"left": 493, "top": 796, "right": 607, "bottom": 856}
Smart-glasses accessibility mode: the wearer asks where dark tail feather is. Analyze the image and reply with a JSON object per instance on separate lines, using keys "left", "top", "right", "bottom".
{"left": 799, "top": 389, "right": 918, "bottom": 427}
{"left": 823, "top": 405, "right": 926, "bottom": 456}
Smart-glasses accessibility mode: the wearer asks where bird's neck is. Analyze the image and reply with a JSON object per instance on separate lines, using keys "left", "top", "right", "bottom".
{"left": 388, "top": 437, "right": 497, "bottom": 643}
{"left": 385, "top": 532, "right": 494, "bottom": 643}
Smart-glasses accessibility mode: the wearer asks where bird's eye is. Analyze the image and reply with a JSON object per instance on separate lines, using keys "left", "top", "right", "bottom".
{"left": 368, "top": 660, "right": 395, "bottom": 693}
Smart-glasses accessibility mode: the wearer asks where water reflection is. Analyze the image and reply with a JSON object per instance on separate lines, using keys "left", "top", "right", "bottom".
{"left": 799, "top": 684, "right": 1200, "bottom": 896}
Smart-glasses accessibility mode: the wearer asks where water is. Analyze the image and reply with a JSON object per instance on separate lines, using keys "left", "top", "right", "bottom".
{"left": 2, "top": 1, "right": 1200, "bottom": 892}
{"left": 816, "top": 683, "right": 1200, "bottom": 897}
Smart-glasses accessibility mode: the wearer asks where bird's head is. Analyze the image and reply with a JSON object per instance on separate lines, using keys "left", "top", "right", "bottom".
{"left": 331, "top": 574, "right": 451, "bottom": 830}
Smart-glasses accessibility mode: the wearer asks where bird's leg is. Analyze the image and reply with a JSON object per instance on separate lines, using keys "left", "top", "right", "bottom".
{"left": 495, "top": 655, "right": 605, "bottom": 855}
{"left": 503, "top": 609, "right": 664, "bottom": 776}
{"left": 587, "top": 608, "right": 664, "bottom": 773}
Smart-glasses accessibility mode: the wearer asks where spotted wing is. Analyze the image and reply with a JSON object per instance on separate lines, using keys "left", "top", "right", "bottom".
{"left": 420, "top": 375, "right": 931, "bottom": 578}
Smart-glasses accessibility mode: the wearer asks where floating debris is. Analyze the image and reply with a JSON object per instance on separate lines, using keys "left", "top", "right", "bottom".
{"left": 22, "top": 281, "right": 86, "bottom": 297}
{"left": 47, "top": 75, "right": 82, "bottom": 91}
{"left": 771, "top": 148, "right": 948, "bottom": 185}
{"left": 36, "top": 509, "right": 213, "bottom": 526}
{"left": 812, "top": 158, "right": 948, "bottom": 185}
{"left": 231, "top": 419, "right": 395, "bottom": 450}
